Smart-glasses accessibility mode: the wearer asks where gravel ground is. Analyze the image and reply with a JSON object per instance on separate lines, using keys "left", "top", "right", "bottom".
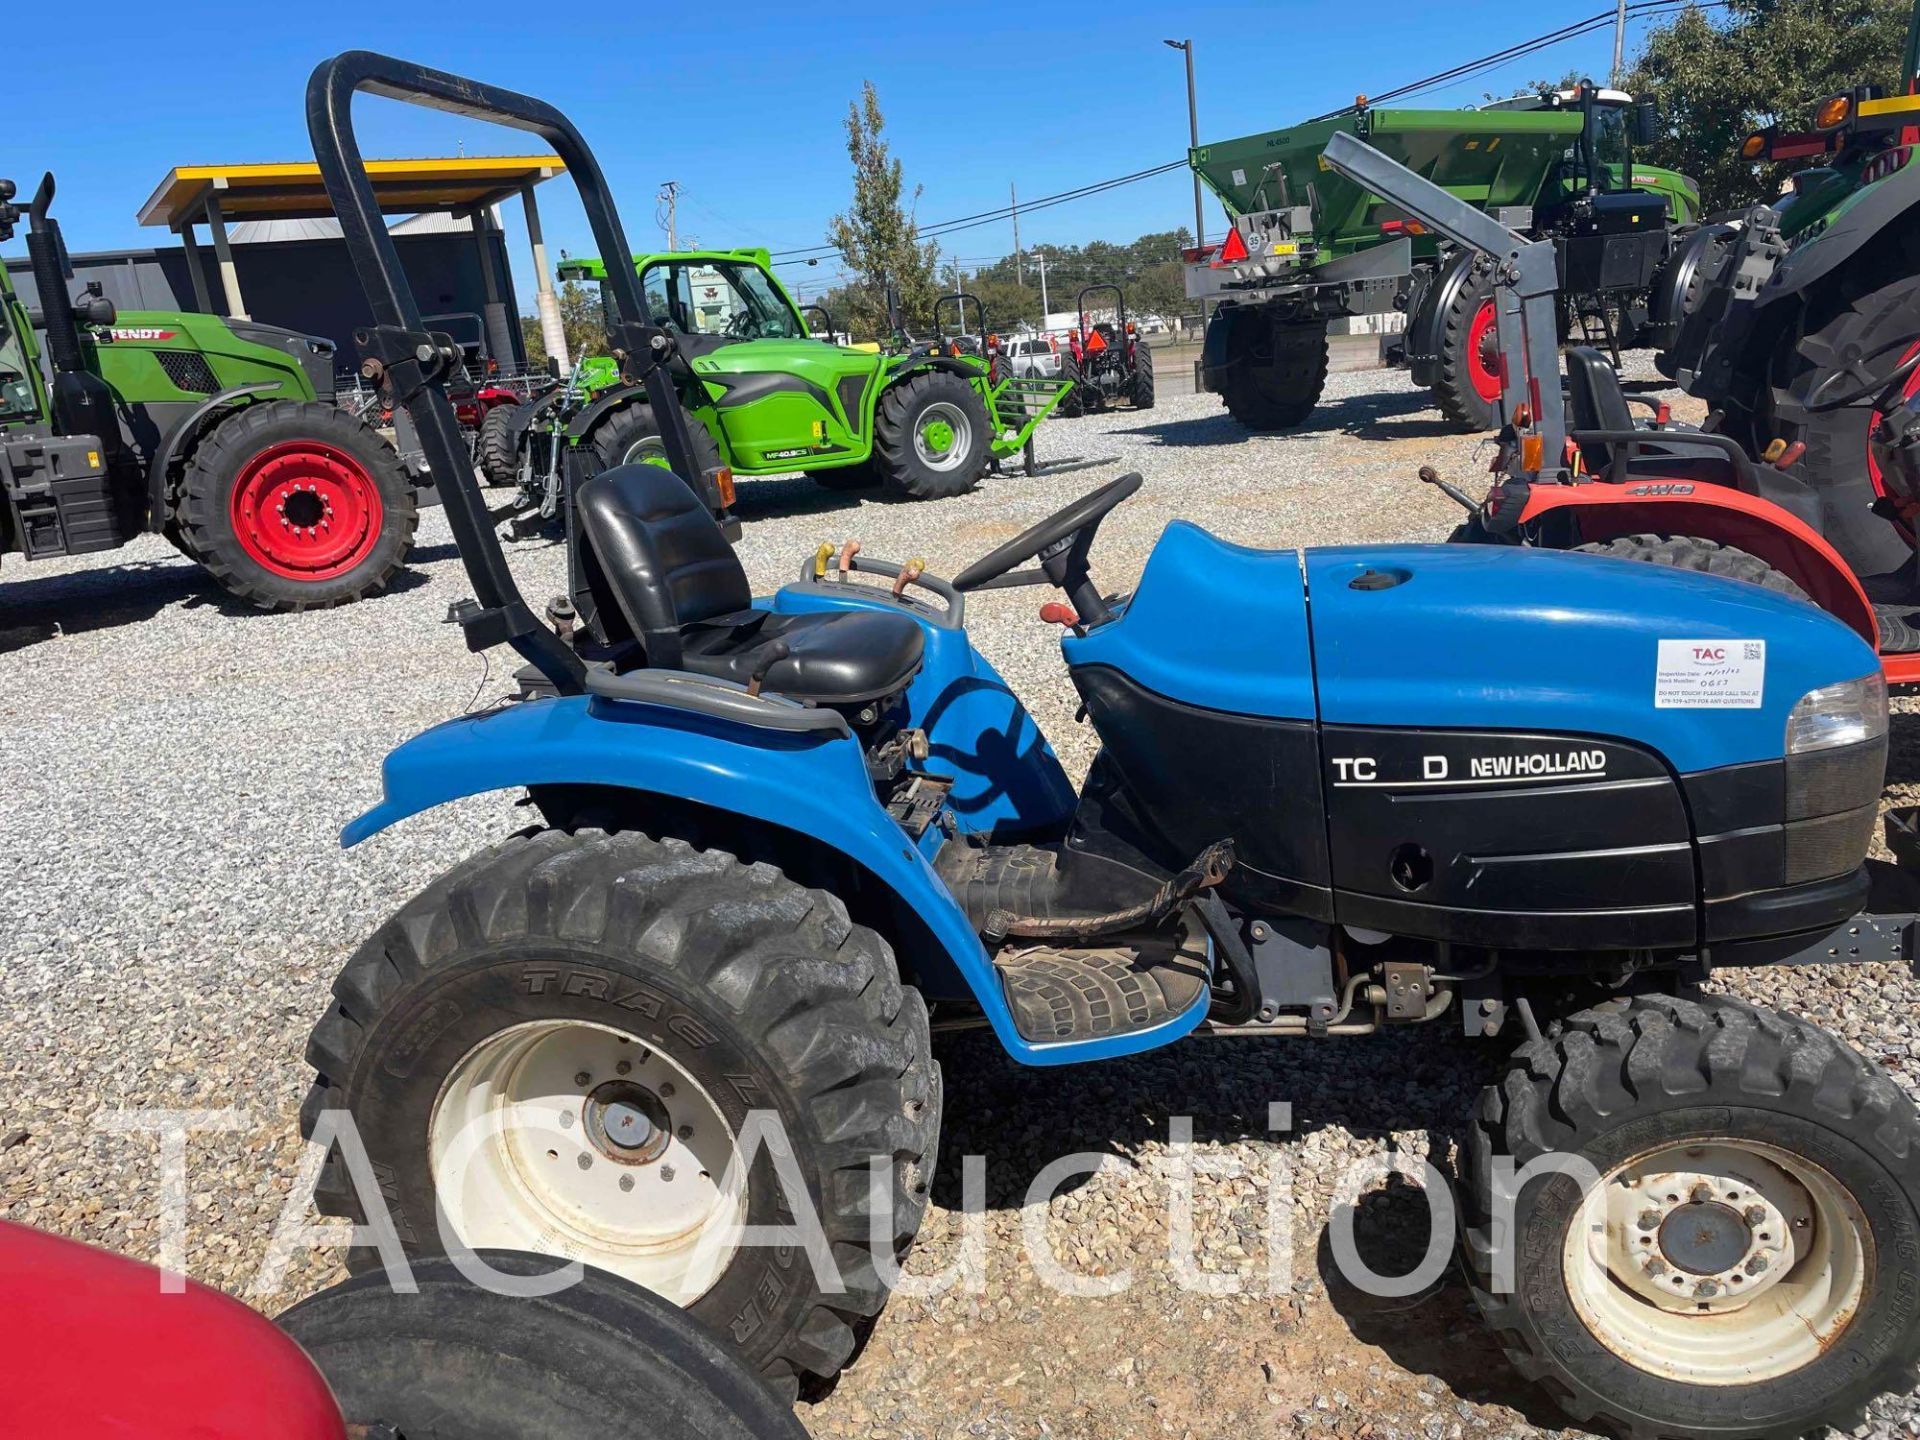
{"left": 5, "top": 363, "right": 1920, "bottom": 1439}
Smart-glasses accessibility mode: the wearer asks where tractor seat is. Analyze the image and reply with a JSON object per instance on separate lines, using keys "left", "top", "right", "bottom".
{"left": 1564, "top": 346, "right": 1737, "bottom": 479}
{"left": 574, "top": 465, "right": 924, "bottom": 706}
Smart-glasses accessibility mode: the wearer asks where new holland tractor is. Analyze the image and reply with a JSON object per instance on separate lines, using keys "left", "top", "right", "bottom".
{"left": 1189, "top": 82, "right": 1697, "bottom": 433}
{"left": 0, "top": 176, "right": 414, "bottom": 610}
{"left": 304, "top": 54, "right": 1920, "bottom": 1439}
{"left": 478, "top": 248, "right": 1066, "bottom": 517}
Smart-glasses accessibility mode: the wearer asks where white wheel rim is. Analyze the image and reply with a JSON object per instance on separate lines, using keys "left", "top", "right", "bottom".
{"left": 913, "top": 400, "right": 973, "bottom": 473}
{"left": 1564, "top": 1139, "right": 1868, "bottom": 1384}
{"left": 619, "top": 435, "right": 667, "bottom": 467}
{"left": 429, "top": 1020, "right": 747, "bottom": 1305}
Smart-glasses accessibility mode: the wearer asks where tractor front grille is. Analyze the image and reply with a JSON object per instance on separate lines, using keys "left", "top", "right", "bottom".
{"left": 157, "top": 351, "right": 218, "bottom": 395}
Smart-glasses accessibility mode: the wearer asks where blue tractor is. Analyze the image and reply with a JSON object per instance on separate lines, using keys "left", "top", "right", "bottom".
{"left": 302, "top": 54, "right": 1920, "bottom": 1438}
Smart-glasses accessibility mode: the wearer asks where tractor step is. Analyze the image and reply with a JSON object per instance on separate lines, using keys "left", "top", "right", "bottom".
{"left": 993, "top": 931, "right": 1210, "bottom": 1044}
{"left": 1875, "top": 604, "right": 1920, "bottom": 655}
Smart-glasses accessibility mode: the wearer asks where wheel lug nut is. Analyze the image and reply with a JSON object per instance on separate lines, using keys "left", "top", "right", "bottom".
{"left": 659, "top": 1082, "right": 676, "bottom": 1098}
{"left": 661, "top": 1165, "right": 676, "bottom": 1182}
{"left": 616, "top": 1060, "right": 631, "bottom": 1076}
{"left": 619, "top": 1174, "right": 635, "bottom": 1192}
{"left": 677, "top": 1124, "right": 693, "bottom": 1141}
{"left": 1637, "top": 1209, "right": 1662, "bottom": 1232}
{"left": 1694, "top": 1279, "right": 1720, "bottom": 1299}
{"left": 1745, "top": 1254, "right": 1769, "bottom": 1276}
{"left": 576, "top": 1153, "right": 592, "bottom": 1170}
{"left": 574, "top": 1071, "right": 591, "bottom": 1086}
{"left": 1644, "top": 1256, "right": 1668, "bottom": 1276}
{"left": 1744, "top": 1204, "right": 1768, "bottom": 1227}
{"left": 1690, "top": 1183, "right": 1713, "bottom": 1204}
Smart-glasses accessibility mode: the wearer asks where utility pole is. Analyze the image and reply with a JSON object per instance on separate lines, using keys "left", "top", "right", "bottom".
{"left": 1611, "top": 0, "right": 1628, "bottom": 85}
{"left": 1034, "top": 249, "right": 1050, "bottom": 322}
{"left": 1164, "top": 39, "right": 1207, "bottom": 331}
{"left": 656, "top": 180, "right": 681, "bottom": 251}
{"left": 951, "top": 262, "right": 965, "bottom": 331}
{"left": 1010, "top": 182, "right": 1024, "bottom": 284}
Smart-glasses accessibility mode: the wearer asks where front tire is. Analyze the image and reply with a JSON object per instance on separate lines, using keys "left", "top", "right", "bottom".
{"left": 278, "top": 1253, "right": 809, "bottom": 1439}
{"left": 588, "top": 404, "right": 729, "bottom": 518}
{"left": 872, "top": 370, "right": 992, "bottom": 500}
{"left": 176, "top": 400, "right": 417, "bottom": 611}
{"left": 477, "top": 404, "right": 520, "bottom": 488}
{"left": 301, "top": 828, "right": 941, "bottom": 1397}
{"left": 1466, "top": 994, "right": 1920, "bottom": 1440}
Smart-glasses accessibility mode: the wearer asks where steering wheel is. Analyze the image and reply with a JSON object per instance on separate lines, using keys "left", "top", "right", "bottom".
{"left": 953, "top": 472, "right": 1141, "bottom": 622}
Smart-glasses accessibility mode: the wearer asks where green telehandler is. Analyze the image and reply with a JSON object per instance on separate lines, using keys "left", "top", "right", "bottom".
{"left": 1, "top": 174, "right": 415, "bottom": 611}
{"left": 479, "top": 248, "right": 1067, "bottom": 521}
{"left": 1189, "top": 82, "right": 1698, "bottom": 432}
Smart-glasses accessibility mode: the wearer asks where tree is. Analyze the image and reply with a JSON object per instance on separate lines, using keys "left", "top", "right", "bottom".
{"left": 1625, "top": 0, "right": 1913, "bottom": 212}
{"left": 826, "top": 82, "right": 941, "bottom": 339}
{"left": 518, "top": 277, "right": 605, "bottom": 370}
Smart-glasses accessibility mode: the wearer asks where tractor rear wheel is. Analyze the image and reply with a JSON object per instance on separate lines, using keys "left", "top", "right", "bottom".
{"left": 1130, "top": 343, "right": 1156, "bottom": 410}
{"left": 278, "top": 1253, "right": 808, "bottom": 1439}
{"left": 477, "top": 404, "right": 520, "bottom": 488}
{"left": 873, "top": 370, "right": 992, "bottom": 500}
{"left": 301, "top": 828, "right": 940, "bottom": 1398}
{"left": 1572, "top": 533, "right": 1808, "bottom": 601}
{"left": 176, "top": 399, "right": 416, "bottom": 611}
{"left": 1217, "top": 318, "right": 1328, "bottom": 431}
{"left": 1432, "top": 264, "right": 1502, "bottom": 432}
{"left": 1465, "top": 993, "right": 1920, "bottom": 1440}
{"left": 588, "top": 404, "right": 728, "bottom": 517}
{"left": 1056, "top": 354, "right": 1088, "bottom": 418}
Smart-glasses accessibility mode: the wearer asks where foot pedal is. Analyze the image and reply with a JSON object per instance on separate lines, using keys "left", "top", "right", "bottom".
{"left": 1875, "top": 604, "right": 1920, "bottom": 654}
{"left": 994, "top": 931, "right": 1209, "bottom": 1044}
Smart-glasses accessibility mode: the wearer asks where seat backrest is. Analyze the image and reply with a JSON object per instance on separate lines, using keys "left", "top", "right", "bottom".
{"left": 1564, "top": 346, "right": 1636, "bottom": 473}
{"left": 574, "top": 465, "right": 751, "bottom": 670}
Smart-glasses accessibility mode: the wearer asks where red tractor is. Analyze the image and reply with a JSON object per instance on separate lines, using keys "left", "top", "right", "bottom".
{"left": 1058, "top": 284, "right": 1154, "bottom": 416}
{"left": 0, "top": 1218, "right": 805, "bottom": 1439}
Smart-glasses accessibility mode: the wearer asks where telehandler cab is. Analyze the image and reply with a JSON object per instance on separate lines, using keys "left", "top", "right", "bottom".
{"left": 302, "top": 53, "right": 1920, "bottom": 1438}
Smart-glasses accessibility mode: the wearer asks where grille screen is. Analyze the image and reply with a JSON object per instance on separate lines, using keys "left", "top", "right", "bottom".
{"left": 157, "top": 351, "right": 218, "bottom": 394}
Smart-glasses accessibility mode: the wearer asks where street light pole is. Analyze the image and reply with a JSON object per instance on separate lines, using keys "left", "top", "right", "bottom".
{"left": 1165, "top": 38, "right": 1205, "bottom": 331}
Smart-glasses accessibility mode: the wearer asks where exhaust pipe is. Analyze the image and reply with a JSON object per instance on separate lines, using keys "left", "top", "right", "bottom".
{"left": 25, "top": 173, "right": 84, "bottom": 375}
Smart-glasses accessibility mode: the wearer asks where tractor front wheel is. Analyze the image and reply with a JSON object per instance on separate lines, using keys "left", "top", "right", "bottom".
{"left": 588, "top": 404, "right": 729, "bottom": 517}
{"left": 477, "top": 404, "right": 521, "bottom": 487}
{"left": 278, "top": 1253, "right": 808, "bottom": 1439}
{"left": 1432, "top": 265, "right": 1502, "bottom": 432}
{"left": 301, "top": 828, "right": 940, "bottom": 1398}
{"left": 177, "top": 399, "right": 417, "bottom": 611}
{"left": 1466, "top": 993, "right": 1920, "bottom": 1440}
{"left": 873, "top": 370, "right": 992, "bottom": 500}
{"left": 1217, "top": 318, "right": 1328, "bottom": 431}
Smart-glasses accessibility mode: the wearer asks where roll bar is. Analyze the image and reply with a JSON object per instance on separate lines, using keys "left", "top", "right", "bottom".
{"left": 1076, "top": 283, "right": 1126, "bottom": 341}
{"left": 305, "top": 51, "right": 706, "bottom": 695}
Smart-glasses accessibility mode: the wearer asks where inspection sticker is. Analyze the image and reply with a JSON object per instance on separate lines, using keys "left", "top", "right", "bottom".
{"left": 1655, "top": 639, "right": 1766, "bottom": 709}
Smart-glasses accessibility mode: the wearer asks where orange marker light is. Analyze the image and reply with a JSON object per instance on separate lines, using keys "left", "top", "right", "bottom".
{"left": 1816, "top": 94, "right": 1852, "bottom": 130}
{"left": 1741, "top": 131, "right": 1770, "bottom": 159}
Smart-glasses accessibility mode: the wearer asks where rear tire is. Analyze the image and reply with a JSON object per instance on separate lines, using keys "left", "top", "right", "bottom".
{"left": 1215, "top": 313, "right": 1329, "bottom": 430}
{"left": 1130, "top": 343, "right": 1156, "bottom": 410}
{"left": 1465, "top": 993, "right": 1920, "bottom": 1440}
{"left": 176, "top": 399, "right": 416, "bottom": 612}
{"left": 301, "top": 828, "right": 940, "bottom": 1398}
{"left": 1431, "top": 263, "right": 1502, "bottom": 432}
{"left": 588, "top": 403, "right": 729, "bottom": 517}
{"left": 1572, "top": 533, "right": 1808, "bottom": 601}
{"left": 872, "top": 369, "right": 992, "bottom": 500}
{"left": 1056, "top": 354, "right": 1088, "bottom": 418}
{"left": 278, "top": 1253, "right": 809, "bottom": 1439}
{"left": 477, "top": 404, "right": 520, "bottom": 488}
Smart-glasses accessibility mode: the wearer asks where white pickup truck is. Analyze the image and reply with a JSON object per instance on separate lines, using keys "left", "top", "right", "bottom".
{"left": 1002, "top": 333, "right": 1062, "bottom": 379}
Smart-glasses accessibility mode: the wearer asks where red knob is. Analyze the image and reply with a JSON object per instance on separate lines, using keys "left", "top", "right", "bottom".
{"left": 1039, "top": 602, "right": 1080, "bottom": 627}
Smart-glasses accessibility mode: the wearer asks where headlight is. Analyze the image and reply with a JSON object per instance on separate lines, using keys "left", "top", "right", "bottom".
{"left": 1786, "top": 671, "right": 1888, "bottom": 754}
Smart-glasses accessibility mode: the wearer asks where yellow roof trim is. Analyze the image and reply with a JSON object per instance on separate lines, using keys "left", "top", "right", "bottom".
{"left": 137, "top": 155, "right": 566, "bottom": 228}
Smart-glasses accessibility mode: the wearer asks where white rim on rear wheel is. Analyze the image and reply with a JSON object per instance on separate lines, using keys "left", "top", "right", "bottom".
{"left": 1564, "top": 1139, "right": 1867, "bottom": 1384}
{"left": 430, "top": 1020, "right": 746, "bottom": 1305}
{"left": 913, "top": 400, "right": 973, "bottom": 472}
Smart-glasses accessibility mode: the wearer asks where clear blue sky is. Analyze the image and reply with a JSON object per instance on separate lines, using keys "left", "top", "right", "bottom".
{"left": 7, "top": 0, "right": 1667, "bottom": 312}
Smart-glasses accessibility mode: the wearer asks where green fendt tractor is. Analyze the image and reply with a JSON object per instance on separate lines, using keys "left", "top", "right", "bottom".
{"left": 479, "top": 248, "right": 1066, "bottom": 516}
{"left": 1189, "top": 83, "right": 1698, "bottom": 432}
{"left": 1, "top": 175, "right": 414, "bottom": 610}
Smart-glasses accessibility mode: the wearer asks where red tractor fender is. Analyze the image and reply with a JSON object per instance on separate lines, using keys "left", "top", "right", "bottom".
{"left": 0, "top": 1220, "right": 348, "bottom": 1439}
{"left": 1517, "top": 482, "right": 1880, "bottom": 646}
